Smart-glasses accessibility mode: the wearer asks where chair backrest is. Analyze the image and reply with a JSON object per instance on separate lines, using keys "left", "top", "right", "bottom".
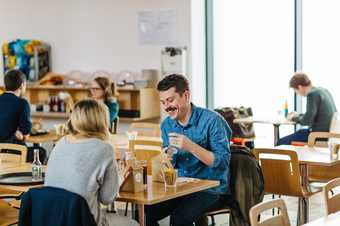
{"left": 249, "top": 199, "right": 290, "bottom": 226}
{"left": 0, "top": 143, "right": 27, "bottom": 163}
{"left": 323, "top": 178, "right": 340, "bottom": 215}
{"left": 253, "top": 148, "right": 303, "bottom": 197}
{"left": 129, "top": 139, "right": 162, "bottom": 175}
{"left": 128, "top": 123, "right": 161, "bottom": 137}
{"left": 18, "top": 186, "right": 96, "bottom": 226}
{"left": 307, "top": 132, "right": 340, "bottom": 147}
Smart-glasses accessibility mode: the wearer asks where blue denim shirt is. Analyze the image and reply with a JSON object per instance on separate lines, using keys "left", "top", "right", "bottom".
{"left": 161, "top": 104, "right": 232, "bottom": 194}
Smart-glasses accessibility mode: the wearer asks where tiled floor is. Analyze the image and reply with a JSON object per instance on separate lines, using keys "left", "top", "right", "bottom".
{"left": 116, "top": 191, "right": 327, "bottom": 226}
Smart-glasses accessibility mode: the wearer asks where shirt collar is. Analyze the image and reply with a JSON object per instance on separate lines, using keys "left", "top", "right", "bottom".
{"left": 173, "top": 103, "right": 199, "bottom": 128}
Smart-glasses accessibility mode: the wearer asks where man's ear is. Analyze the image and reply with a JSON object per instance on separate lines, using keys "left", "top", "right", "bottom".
{"left": 184, "top": 90, "right": 190, "bottom": 102}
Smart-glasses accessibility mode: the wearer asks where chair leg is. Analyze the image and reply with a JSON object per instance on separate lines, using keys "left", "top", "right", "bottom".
{"left": 211, "top": 216, "right": 216, "bottom": 226}
{"left": 297, "top": 197, "right": 309, "bottom": 226}
{"left": 302, "top": 197, "right": 309, "bottom": 224}
{"left": 124, "top": 202, "right": 129, "bottom": 216}
{"left": 272, "top": 194, "right": 275, "bottom": 216}
{"left": 297, "top": 198, "right": 301, "bottom": 226}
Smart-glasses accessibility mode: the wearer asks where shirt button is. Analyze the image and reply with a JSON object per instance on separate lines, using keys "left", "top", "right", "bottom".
{"left": 186, "top": 158, "right": 189, "bottom": 161}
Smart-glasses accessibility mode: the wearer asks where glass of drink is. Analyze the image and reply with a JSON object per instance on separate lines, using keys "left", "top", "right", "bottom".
{"left": 161, "top": 168, "right": 177, "bottom": 187}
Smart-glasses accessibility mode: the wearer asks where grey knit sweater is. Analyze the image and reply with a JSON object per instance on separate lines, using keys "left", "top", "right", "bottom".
{"left": 45, "top": 136, "right": 119, "bottom": 224}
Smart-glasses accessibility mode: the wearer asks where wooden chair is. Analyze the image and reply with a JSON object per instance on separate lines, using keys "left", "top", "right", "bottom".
{"left": 0, "top": 195, "right": 19, "bottom": 226}
{"left": 128, "top": 122, "right": 161, "bottom": 137}
{"left": 0, "top": 201, "right": 18, "bottom": 226}
{"left": 205, "top": 208, "right": 231, "bottom": 226}
{"left": 0, "top": 143, "right": 27, "bottom": 163}
{"left": 249, "top": 199, "right": 290, "bottom": 226}
{"left": 307, "top": 132, "right": 340, "bottom": 183}
{"left": 323, "top": 178, "right": 340, "bottom": 215}
{"left": 0, "top": 143, "right": 27, "bottom": 197}
{"left": 253, "top": 148, "right": 320, "bottom": 225}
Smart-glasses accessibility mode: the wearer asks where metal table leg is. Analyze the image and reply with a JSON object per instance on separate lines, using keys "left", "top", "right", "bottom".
{"left": 299, "top": 164, "right": 309, "bottom": 225}
{"left": 274, "top": 124, "right": 280, "bottom": 146}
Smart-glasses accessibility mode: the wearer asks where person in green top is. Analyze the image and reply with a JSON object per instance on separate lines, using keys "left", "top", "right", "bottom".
{"left": 277, "top": 72, "right": 337, "bottom": 145}
{"left": 90, "top": 76, "right": 119, "bottom": 132}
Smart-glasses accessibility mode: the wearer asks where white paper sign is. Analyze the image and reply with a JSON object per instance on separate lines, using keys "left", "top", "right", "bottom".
{"left": 138, "top": 10, "right": 176, "bottom": 45}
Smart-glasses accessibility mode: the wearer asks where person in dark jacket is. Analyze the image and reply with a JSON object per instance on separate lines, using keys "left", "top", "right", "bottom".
{"left": 18, "top": 186, "right": 97, "bottom": 226}
{"left": 278, "top": 72, "right": 337, "bottom": 145}
{"left": 0, "top": 69, "right": 31, "bottom": 144}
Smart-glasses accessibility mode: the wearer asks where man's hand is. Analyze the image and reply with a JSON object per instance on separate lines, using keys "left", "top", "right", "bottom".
{"left": 15, "top": 130, "right": 24, "bottom": 141}
{"left": 163, "top": 146, "right": 177, "bottom": 161}
{"left": 168, "top": 133, "right": 194, "bottom": 152}
{"left": 287, "top": 112, "right": 298, "bottom": 121}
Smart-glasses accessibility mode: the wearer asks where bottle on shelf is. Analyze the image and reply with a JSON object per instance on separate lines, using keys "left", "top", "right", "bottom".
{"left": 32, "top": 149, "right": 42, "bottom": 181}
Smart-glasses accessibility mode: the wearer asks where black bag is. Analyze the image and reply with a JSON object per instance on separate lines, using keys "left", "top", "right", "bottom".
{"left": 215, "top": 107, "right": 255, "bottom": 138}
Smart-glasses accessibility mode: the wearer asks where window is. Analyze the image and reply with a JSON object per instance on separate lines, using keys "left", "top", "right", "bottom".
{"left": 302, "top": 0, "right": 340, "bottom": 109}
{"left": 213, "top": 0, "right": 295, "bottom": 145}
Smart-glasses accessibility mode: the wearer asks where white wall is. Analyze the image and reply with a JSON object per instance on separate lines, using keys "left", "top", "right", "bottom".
{"left": 0, "top": 0, "right": 191, "bottom": 77}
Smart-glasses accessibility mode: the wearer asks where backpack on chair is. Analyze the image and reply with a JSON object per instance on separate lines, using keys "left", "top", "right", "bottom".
{"left": 229, "top": 144, "right": 264, "bottom": 226}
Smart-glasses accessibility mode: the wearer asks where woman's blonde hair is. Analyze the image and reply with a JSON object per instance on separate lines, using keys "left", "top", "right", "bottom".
{"left": 94, "top": 76, "right": 119, "bottom": 102}
{"left": 67, "top": 99, "right": 109, "bottom": 140}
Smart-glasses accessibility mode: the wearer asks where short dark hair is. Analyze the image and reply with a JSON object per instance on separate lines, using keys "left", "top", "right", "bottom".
{"left": 289, "top": 72, "right": 312, "bottom": 89}
{"left": 4, "top": 69, "right": 26, "bottom": 91}
{"left": 157, "top": 74, "right": 189, "bottom": 95}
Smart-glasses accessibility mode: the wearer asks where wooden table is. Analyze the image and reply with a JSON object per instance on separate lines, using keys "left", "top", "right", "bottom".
{"left": 234, "top": 117, "right": 295, "bottom": 145}
{"left": 0, "top": 163, "right": 218, "bottom": 226}
{"left": 117, "top": 179, "right": 219, "bottom": 226}
{"left": 0, "top": 163, "right": 45, "bottom": 192}
{"left": 276, "top": 145, "right": 340, "bottom": 224}
{"left": 26, "top": 130, "right": 61, "bottom": 146}
{"left": 302, "top": 212, "right": 340, "bottom": 226}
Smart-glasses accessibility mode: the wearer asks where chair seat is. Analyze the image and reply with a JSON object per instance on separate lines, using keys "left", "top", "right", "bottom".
{"left": 0, "top": 200, "right": 18, "bottom": 226}
{"left": 302, "top": 184, "right": 322, "bottom": 197}
{"left": 205, "top": 207, "right": 231, "bottom": 216}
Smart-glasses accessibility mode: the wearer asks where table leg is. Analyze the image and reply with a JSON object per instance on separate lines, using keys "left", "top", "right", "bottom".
{"left": 274, "top": 124, "right": 280, "bottom": 146}
{"left": 138, "top": 204, "right": 145, "bottom": 226}
{"left": 299, "top": 164, "right": 309, "bottom": 224}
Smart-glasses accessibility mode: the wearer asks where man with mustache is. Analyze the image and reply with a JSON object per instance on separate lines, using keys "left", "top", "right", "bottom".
{"left": 145, "top": 74, "right": 232, "bottom": 226}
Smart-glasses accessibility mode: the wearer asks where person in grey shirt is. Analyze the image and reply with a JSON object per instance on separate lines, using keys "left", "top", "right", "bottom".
{"left": 45, "top": 99, "right": 138, "bottom": 226}
{"left": 277, "top": 72, "right": 337, "bottom": 145}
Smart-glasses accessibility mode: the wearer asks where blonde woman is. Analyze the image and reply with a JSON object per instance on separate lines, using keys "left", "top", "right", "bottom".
{"left": 90, "top": 77, "right": 119, "bottom": 129}
{"left": 45, "top": 99, "right": 137, "bottom": 226}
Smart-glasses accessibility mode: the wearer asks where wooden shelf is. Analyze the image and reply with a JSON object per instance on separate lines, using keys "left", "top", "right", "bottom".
{"left": 32, "top": 112, "right": 160, "bottom": 123}
{"left": 27, "top": 85, "right": 89, "bottom": 91}
{"left": 26, "top": 85, "right": 141, "bottom": 92}
{"left": 27, "top": 85, "right": 160, "bottom": 122}
{"left": 32, "top": 112, "right": 69, "bottom": 119}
